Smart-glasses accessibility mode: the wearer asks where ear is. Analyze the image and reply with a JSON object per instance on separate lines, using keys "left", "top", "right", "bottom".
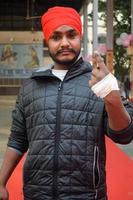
{"left": 80, "top": 36, "right": 83, "bottom": 43}
{"left": 80, "top": 33, "right": 84, "bottom": 43}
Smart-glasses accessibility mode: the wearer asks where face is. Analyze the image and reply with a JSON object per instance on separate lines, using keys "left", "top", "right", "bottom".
{"left": 47, "top": 25, "right": 81, "bottom": 69}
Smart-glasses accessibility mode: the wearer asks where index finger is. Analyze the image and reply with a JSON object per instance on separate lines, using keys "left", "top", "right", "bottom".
{"left": 92, "top": 51, "right": 106, "bottom": 70}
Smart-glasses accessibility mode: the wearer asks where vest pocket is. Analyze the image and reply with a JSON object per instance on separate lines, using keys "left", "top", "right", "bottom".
{"left": 93, "top": 145, "right": 100, "bottom": 188}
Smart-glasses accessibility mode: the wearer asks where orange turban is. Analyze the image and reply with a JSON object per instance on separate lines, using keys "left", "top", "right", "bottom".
{"left": 41, "top": 6, "right": 82, "bottom": 43}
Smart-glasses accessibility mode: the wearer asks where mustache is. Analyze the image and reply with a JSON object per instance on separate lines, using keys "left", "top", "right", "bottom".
{"left": 56, "top": 48, "right": 76, "bottom": 55}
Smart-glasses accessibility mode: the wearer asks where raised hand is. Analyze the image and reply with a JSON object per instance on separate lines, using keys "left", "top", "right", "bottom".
{"left": 89, "top": 51, "right": 110, "bottom": 88}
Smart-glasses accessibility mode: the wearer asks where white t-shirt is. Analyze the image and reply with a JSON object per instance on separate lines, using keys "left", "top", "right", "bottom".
{"left": 52, "top": 69, "right": 68, "bottom": 81}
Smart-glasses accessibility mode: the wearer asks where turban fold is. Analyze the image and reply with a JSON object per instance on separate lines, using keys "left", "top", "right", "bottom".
{"left": 41, "top": 6, "right": 82, "bottom": 43}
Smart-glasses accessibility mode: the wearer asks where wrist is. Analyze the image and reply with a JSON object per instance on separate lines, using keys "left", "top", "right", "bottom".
{"left": 91, "top": 73, "right": 119, "bottom": 98}
{"left": 104, "top": 90, "right": 121, "bottom": 103}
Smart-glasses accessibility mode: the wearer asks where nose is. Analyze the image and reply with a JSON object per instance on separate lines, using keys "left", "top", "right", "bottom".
{"left": 60, "top": 36, "right": 70, "bottom": 48}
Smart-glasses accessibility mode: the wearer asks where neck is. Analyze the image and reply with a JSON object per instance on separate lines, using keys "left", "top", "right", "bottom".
{"left": 53, "top": 63, "right": 70, "bottom": 70}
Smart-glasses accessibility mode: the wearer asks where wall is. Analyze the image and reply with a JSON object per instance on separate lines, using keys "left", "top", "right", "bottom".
{"left": 0, "top": 31, "right": 52, "bottom": 95}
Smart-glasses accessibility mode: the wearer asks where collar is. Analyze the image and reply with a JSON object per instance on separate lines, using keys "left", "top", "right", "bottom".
{"left": 31, "top": 57, "right": 92, "bottom": 80}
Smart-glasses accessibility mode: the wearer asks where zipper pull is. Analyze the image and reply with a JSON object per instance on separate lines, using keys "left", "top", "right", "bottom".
{"left": 58, "top": 81, "right": 62, "bottom": 91}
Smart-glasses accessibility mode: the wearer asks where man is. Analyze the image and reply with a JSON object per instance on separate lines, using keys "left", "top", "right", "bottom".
{"left": 0, "top": 6, "right": 133, "bottom": 200}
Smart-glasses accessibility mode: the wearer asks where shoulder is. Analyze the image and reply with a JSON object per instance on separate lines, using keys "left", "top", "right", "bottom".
{"left": 83, "top": 60, "right": 92, "bottom": 70}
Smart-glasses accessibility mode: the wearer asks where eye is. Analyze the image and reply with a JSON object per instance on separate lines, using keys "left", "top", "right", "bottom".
{"left": 67, "top": 30, "right": 79, "bottom": 39}
{"left": 50, "top": 34, "right": 61, "bottom": 41}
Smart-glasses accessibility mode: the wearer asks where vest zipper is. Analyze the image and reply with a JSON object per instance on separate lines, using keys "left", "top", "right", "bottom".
{"left": 53, "top": 81, "right": 63, "bottom": 200}
{"left": 93, "top": 145, "right": 100, "bottom": 199}
{"left": 93, "top": 145, "right": 100, "bottom": 188}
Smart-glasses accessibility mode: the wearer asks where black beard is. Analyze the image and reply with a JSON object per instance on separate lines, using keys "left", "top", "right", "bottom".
{"left": 48, "top": 49, "right": 80, "bottom": 66}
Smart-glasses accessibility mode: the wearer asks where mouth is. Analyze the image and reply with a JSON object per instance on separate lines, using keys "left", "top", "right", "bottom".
{"left": 57, "top": 49, "right": 75, "bottom": 56}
